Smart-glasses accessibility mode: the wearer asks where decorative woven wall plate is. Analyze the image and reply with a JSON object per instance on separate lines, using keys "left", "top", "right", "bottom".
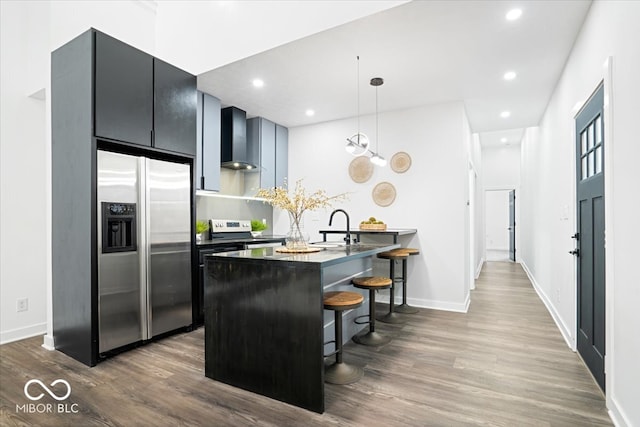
{"left": 372, "top": 182, "right": 396, "bottom": 207}
{"left": 390, "top": 152, "right": 412, "bottom": 173}
{"left": 348, "top": 156, "right": 374, "bottom": 183}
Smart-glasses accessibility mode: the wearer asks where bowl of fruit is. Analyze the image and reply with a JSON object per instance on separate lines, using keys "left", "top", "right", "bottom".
{"left": 359, "top": 217, "right": 387, "bottom": 231}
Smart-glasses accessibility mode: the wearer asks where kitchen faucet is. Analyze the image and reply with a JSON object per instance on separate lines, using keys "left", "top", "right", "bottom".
{"left": 329, "top": 209, "right": 351, "bottom": 245}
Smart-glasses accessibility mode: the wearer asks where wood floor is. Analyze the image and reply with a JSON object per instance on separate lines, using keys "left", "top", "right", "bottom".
{"left": 1, "top": 262, "right": 611, "bottom": 426}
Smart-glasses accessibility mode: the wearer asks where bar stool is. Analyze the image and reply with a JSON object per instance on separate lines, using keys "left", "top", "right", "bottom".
{"left": 376, "top": 251, "right": 408, "bottom": 324}
{"left": 391, "top": 248, "right": 420, "bottom": 314}
{"left": 351, "top": 276, "right": 393, "bottom": 346}
{"left": 323, "top": 291, "right": 364, "bottom": 385}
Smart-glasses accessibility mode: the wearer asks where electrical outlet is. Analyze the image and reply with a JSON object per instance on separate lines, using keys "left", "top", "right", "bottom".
{"left": 17, "top": 298, "right": 28, "bottom": 312}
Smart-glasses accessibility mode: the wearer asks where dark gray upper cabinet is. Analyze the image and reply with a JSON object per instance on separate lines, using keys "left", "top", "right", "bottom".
{"left": 275, "top": 124, "right": 288, "bottom": 188}
{"left": 95, "top": 31, "right": 153, "bottom": 147}
{"left": 196, "top": 92, "right": 221, "bottom": 191}
{"left": 94, "top": 31, "right": 196, "bottom": 156}
{"left": 154, "top": 59, "right": 197, "bottom": 156}
{"left": 247, "top": 117, "right": 288, "bottom": 189}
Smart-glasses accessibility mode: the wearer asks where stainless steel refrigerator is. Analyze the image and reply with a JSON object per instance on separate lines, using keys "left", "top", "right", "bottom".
{"left": 97, "top": 150, "right": 192, "bottom": 353}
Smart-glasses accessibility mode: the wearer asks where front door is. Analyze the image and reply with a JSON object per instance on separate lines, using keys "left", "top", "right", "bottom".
{"left": 508, "top": 190, "right": 516, "bottom": 262}
{"left": 574, "top": 83, "right": 605, "bottom": 392}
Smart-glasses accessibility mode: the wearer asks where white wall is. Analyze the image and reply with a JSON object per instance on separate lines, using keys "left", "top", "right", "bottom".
{"left": 482, "top": 144, "right": 521, "bottom": 189}
{"left": 0, "top": 1, "right": 50, "bottom": 344}
{"left": 520, "top": 1, "right": 640, "bottom": 425}
{"left": 284, "top": 102, "right": 470, "bottom": 311}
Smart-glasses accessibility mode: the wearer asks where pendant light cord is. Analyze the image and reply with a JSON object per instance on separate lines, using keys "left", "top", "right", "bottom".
{"left": 375, "top": 84, "right": 379, "bottom": 153}
{"left": 357, "top": 56, "right": 360, "bottom": 138}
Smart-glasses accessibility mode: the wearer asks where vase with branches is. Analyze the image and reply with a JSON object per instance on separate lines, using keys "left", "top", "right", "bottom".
{"left": 257, "top": 180, "right": 348, "bottom": 250}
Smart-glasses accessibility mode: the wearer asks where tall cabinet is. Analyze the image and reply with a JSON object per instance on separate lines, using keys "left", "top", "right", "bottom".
{"left": 247, "top": 117, "right": 288, "bottom": 189}
{"left": 196, "top": 91, "right": 221, "bottom": 191}
{"left": 52, "top": 28, "right": 197, "bottom": 367}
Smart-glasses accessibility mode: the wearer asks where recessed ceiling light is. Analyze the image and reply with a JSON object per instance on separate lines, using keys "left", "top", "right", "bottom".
{"left": 506, "top": 8, "right": 522, "bottom": 21}
{"left": 503, "top": 71, "right": 517, "bottom": 81}
{"left": 500, "top": 137, "right": 507, "bottom": 143}
{"left": 500, "top": 111, "right": 511, "bottom": 118}
{"left": 305, "top": 109, "right": 315, "bottom": 117}
{"left": 252, "top": 79, "right": 264, "bottom": 88}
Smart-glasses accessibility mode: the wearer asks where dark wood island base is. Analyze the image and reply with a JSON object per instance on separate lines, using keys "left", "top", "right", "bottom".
{"left": 204, "top": 243, "right": 398, "bottom": 413}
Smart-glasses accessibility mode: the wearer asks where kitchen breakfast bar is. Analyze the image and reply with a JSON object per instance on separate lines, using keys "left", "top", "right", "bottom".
{"left": 203, "top": 243, "right": 399, "bottom": 413}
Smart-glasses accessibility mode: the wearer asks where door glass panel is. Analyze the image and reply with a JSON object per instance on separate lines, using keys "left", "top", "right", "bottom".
{"left": 595, "top": 116, "right": 602, "bottom": 144}
{"left": 581, "top": 132, "right": 587, "bottom": 155}
{"left": 587, "top": 123, "right": 594, "bottom": 150}
{"left": 581, "top": 156, "right": 587, "bottom": 180}
{"left": 588, "top": 152, "right": 595, "bottom": 177}
{"left": 595, "top": 146, "right": 602, "bottom": 174}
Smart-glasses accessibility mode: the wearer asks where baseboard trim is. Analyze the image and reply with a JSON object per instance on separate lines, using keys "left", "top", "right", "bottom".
{"left": 0, "top": 323, "right": 47, "bottom": 345}
{"left": 520, "top": 261, "right": 575, "bottom": 350}
{"left": 475, "top": 258, "right": 484, "bottom": 279}
{"left": 608, "top": 394, "right": 632, "bottom": 427}
{"left": 42, "top": 334, "right": 55, "bottom": 350}
{"left": 392, "top": 295, "right": 470, "bottom": 313}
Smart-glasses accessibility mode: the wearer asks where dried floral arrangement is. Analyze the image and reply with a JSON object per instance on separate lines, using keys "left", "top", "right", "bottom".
{"left": 257, "top": 179, "right": 347, "bottom": 214}
{"left": 256, "top": 179, "right": 348, "bottom": 249}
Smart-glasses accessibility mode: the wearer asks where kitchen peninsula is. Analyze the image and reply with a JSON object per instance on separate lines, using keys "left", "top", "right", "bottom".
{"left": 203, "top": 243, "right": 398, "bottom": 413}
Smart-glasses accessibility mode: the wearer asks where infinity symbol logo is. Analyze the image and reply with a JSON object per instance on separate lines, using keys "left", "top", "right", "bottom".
{"left": 24, "top": 379, "right": 71, "bottom": 401}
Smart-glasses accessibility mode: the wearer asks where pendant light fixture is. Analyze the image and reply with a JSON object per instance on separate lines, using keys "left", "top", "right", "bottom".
{"left": 369, "top": 77, "right": 387, "bottom": 167}
{"left": 345, "top": 56, "right": 370, "bottom": 156}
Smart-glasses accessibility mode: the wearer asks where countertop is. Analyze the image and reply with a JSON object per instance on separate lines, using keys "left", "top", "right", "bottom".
{"left": 196, "top": 235, "right": 286, "bottom": 247}
{"left": 318, "top": 228, "right": 416, "bottom": 244}
{"left": 205, "top": 242, "right": 399, "bottom": 267}
{"left": 318, "top": 228, "right": 417, "bottom": 235}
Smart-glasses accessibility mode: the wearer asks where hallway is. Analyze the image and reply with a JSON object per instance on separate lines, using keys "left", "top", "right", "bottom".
{"left": 0, "top": 262, "right": 611, "bottom": 426}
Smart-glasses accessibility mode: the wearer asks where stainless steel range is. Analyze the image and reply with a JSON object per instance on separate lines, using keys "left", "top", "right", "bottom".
{"left": 209, "top": 219, "right": 252, "bottom": 239}
{"left": 194, "top": 219, "right": 284, "bottom": 326}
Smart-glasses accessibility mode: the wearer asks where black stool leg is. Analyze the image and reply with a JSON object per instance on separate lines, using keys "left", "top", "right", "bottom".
{"left": 377, "top": 259, "right": 406, "bottom": 324}
{"left": 325, "top": 310, "right": 363, "bottom": 384}
{"left": 353, "top": 289, "right": 391, "bottom": 346}
{"left": 395, "top": 257, "right": 419, "bottom": 314}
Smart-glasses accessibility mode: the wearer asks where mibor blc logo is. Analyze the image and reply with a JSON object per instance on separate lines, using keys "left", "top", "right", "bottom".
{"left": 16, "top": 379, "right": 79, "bottom": 414}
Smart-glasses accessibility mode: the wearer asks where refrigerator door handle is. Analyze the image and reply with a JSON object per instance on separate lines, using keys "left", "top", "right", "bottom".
{"left": 139, "top": 157, "right": 152, "bottom": 341}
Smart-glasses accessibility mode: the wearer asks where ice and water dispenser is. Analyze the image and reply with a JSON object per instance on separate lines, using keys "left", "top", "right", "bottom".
{"left": 101, "top": 202, "right": 137, "bottom": 253}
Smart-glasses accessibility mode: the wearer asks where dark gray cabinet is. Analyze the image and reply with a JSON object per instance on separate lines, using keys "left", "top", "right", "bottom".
{"left": 196, "top": 92, "right": 221, "bottom": 191}
{"left": 154, "top": 59, "right": 197, "bottom": 156}
{"left": 247, "top": 117, "right": 288, "bottom": 188}
{"left": 94, "top": 31, "right": 196, "bottom": 156}
{"left": 275, "top": 124, "right": 288, "bottom": 187}
{"left": 95, "top": 31, "right": 153, "bottom": 147}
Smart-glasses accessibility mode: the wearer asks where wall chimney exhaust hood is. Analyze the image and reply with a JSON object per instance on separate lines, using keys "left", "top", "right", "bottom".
{"left": 221, "top": 106, "right": 257, "bottom": 170}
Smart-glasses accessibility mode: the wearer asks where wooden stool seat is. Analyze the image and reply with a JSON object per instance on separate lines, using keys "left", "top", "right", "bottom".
{"left": 377, "top": 250, "right": 409, "bottom": 260}
{"left": 392, "top": 248, "right": 419, "bottom": 256}
{"left": 352, "top": 276, "right": 392, "bottom": 347}
{"left": 352, "top": 276, "right": 392, "bottom": 289}
{"left": 324, "top": 291, "right": 364, "bottom": 310}
{"left": 323, "top": 291, "right": 364, "bottom": 384}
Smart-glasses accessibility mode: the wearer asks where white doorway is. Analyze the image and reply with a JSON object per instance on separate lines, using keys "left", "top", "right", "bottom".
{"left": 485, "top": 189, "right": 512, "bottom": 261}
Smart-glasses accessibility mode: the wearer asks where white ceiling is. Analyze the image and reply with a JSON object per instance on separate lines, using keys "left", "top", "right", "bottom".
{"left": 197, "top": 0, "right": 592, "bottom": 146}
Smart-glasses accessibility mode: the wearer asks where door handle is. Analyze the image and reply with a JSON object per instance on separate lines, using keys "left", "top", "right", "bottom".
{"left": 571, "top": 233, "right": 579, "bottom": 240}
{"left": 569, "top": 249, "right": 580, "bottom": 256}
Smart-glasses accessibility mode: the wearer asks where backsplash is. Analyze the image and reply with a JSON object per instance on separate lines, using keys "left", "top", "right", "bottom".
{"left": 196, "top": 194, "right": 273, "bottom": 229}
